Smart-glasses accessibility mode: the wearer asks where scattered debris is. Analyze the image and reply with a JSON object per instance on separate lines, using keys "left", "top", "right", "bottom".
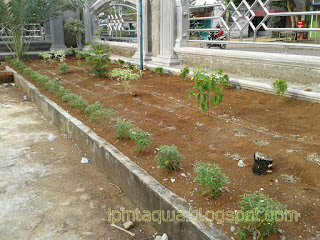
{"left": 209, "top": 145, "right": 215, "bottom": 151}
{"left": 23, "top": 96, "right": 28, "bottom": 101}
{"left": 111, "top": 223, "right": 135, "bottom": 236}
{"left": 252, "top": 152, "right": 273, "bottom": 176}
{"left": 120, "top": 206, "right": 125, "bottom": 212}
{"left": 47, "top": 134, "right": 55, "bottom": 142}
{"left": 181, "top": 173, "right": 187, "bottom": 178}
{"left": 163, "top": 178, "right": 168, "bottom": 182}
{"left": 167, "top": 126, "right": 177, "bottom": 131}
{"left": 170, "top": 178, "right": 175, "bottom": 183}
{"left": 281, "top": 174, "right": 301, "bottom": 184}
{"left": 225, "top": 152, "right": 246, "bottom": 161}
{"left": 238, "top": 160, "right": 246, "bottom": 168}
{"left": 161, "top": 233, "right": 169, "bottom": 240}
{"left": 49, "top": 148, "right": 55, "bottom": 151}
{"left": 195, "top": 122, "right": 204, "bottom": 127}
{"left": 230, "top": 226, "right": 235, "bottom": 232}
{"left": 123, "top": 221, "right": 134, "bottom": 230}
{"left": 81, "top": 157, "right": 89, "bottom": 164}
{"left": 307, "top": 153, "right": 320, "bottom": 165}
{"left": 252, "top": 140, "right": 270, "bottom": 146}
{"left": 286, "top": 149, "right": 300, "bottom": 153}
{"left": 235, "top": 132, "right": 247, "bottom": 138}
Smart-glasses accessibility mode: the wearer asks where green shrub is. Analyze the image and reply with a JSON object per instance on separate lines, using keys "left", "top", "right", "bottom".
{"left": 84, "top": 102, "right": 102, "bottom": 115}
{"left": 273, "top": 79, "right": 287, "bottom": 101}
{"left": 109, "top": 68, "right": 140, "bottom": 81}
{"left": 156, "top": 145, "right": 183, "bottom": 173}
{"left": 89, "top": 108, "right": 115, "bottom": 122}
{"left": 32, "top": 74, "right": 50, "bottom": 86}
{"left": 84, "top": 44, "right": 110, "bottom": 77}
{"left": 130, "top": 128, "right": 153, "bottom": 153}
{"left": 155, "top": 67, "right": 163, "bottom": 76}
{"left": 235, "top": 191, "right": 286, "bottom": 240}
{"left": 69, "top": 96, "right": 88, "bottom": 111}
{"left": 39, "top": 52, "right": 52, "bottom": 66}
{"left": 118, "top": 59, "right": 125, "bottom": 67}
{"left": 179, "top": 66, "right": 190, "bottom": 81}
{"left": 194, "top": 162, "right": 228, "bottom": 198}
{"left": 114, "top": 119, "right": 134, "bottom": 139}
{"left": 44, "top": 80, "right": 62, "bottom": 93}
{"left": 62, "top": 93, "right": 78, "bottom": 102}
{"left": 22, "top": 68, "right": 35, "bottom": 76}
{"left": 54, "top": 88, "right": 71, "bottom": 98}
{"left": 58, "top": 63, "right": 70, "bottom": 74}
{"left": 187, "top": 63, "right": 229, "bottom": 116}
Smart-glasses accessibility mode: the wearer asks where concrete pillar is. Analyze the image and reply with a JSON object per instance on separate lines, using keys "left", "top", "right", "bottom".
{"left": 153, "top": 0, "right": 179, "bottom": 66}
{"left": 133, "top": 0, "right": 152, "bottom": 62}
{"left": 43, "top": 21, "right": 51, "bottom": 41}
{"left": 175, "top": 0, "right": 189, "bottom": 48}
{"left": 83, "top": 6, "right": 93, "bottom": 43}
{"left": 49, "top": 14, "right": 67, "bottom": 50}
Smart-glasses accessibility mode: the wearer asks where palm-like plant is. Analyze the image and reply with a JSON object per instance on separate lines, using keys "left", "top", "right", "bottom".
{"left": 0, "top": 0, "right": 87, "bottom": 60}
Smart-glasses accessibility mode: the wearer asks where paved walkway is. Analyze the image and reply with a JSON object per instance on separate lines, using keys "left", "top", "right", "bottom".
{"left": 0, "top": 85, "right": 157, "bottom": 240}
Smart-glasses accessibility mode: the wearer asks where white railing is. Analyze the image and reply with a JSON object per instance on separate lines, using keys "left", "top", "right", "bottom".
{"left": 0, "top": 25, "right": 45, "bottom": 41}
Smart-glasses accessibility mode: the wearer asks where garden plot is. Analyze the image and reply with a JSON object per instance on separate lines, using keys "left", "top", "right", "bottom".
{"left": 10, "top": 57, "right": 320, "bottom": 240}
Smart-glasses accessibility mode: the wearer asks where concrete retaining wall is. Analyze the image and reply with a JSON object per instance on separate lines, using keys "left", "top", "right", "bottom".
{"left": 93, "top": 40, "right": 137, "bottom": 58}
{"left": 174, "top": 47, "right": 320, "bottom": 85}
{"left": 9, "top": 67, "right": 229, "bottom": 240}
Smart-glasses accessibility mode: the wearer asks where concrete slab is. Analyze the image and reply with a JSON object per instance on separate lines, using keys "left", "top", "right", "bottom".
{"left": 0, "top": 85, "right": 157, "bottom": 240}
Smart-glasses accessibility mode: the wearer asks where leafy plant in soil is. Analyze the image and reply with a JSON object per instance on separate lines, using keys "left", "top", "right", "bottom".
{"left": 39, "top": 52, "right": 52, "bottom": 66}
{"left": 130, "top": 128, "right": 153, "bottom": 154}
{"left": 235, "top": 191, "right": 286, "bottom": 240}
{"left": 54, "top": 88, "right": 71, "bottom": 98}
{"left": 273, "top": 79, "right": 287, "bottom": 102}
{"left": 51, "top": 49, "right": 66, "bottom": 63}
{"left": 89, "top": 108, "right": 116, "bottom": 123}
{"left": 68, "top": 96, "right": 88, "bottom": 111}
{"left": 114, "top": 119, "right": 134, "bottom": 140}
{"left": 118, "top": 59, "right": 125, "bottom": 67}
{"left": 155, "top": 67, "right": 163, "bottom": 76}
{"left": 194, "top": 162, "right": 228, "bottom": 198}
{"left": 44, "top": 79, "right": 62, "bottom": 93}
{"left": 61, "top": 93, "right": 79, "bottom": 103}
{"left": 186, "top": 63, "right": 229, "bottom": 116}
{"left": 179, "top": 66, "right": 190, "bottom": 81}
{"left": 109, "top": 68, "right": 140, "bottom": 93}
{"left": 84, "top": 102, "right": 103, "bottom": 115}
{"left": 155, "top": 145, "right": 183, "bottom": 173}
{"left": 84, "top": 44, "right": 110, "bottom": 77}
{"left": 22, "top": 68, "right": 35, "bottom": 75}
{"left": 58, "top": 63, "right": 70, "bottom": 74}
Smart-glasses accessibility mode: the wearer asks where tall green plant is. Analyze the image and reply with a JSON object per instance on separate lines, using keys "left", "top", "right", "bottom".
{"left": 186, "top": 63, "right": 229, "bottom": 116}
{"left": 64, "top": 18, "right": 85, "bottom": 49}
{"left": 0, "top": 0, "right": 87, "bottom": 61}
{"left": 84, "top": 44, "right": 110, "bottom": 77}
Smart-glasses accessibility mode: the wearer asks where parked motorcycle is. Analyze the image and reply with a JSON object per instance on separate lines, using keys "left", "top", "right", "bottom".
{"left": 207, "top": 31, "right": 227, "bottom": 49}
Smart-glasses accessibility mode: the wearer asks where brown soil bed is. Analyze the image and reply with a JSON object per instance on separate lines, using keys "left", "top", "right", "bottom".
{"left": 17, "top": 59, "right": 320, "bottom": 239}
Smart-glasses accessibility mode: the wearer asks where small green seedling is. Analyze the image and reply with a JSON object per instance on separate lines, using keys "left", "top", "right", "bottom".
{"left": 118, "top": 59, "right": 125, "bottom": 67}
{"left": 114, "top": 119, "right": 134, "bottom": 139}
{"left": 69, "top": 96, "right": 88, "bottom": 111}
{"left": 235, "top": 191, "right": 286, "bottom": 240}
{"left": 186, "top": 63, "right": 229, "bottom": 116}
{"left": 83, "top": 44, "right": 110, "bottom": 77}
{"left": 130, "top": 128, "right": 153, "bottom": 154}
{"left": 62, "top": 93, "right": 78, "bottom": 103}
{"left": 155, "top": 67, "right": 163, "bottom": 76}
{"left": 84, "top": 103, "right": 102, "bottom": 115}
{"left": 89, "top": 108, "right": 115, "bottom": 123}
{"left": 58, "top": 63, "right": 70, "bottom": 74}
{"left": 39, "top": 52, "right": 52, "bottom": 66}
{"left": 54, "top": 88, "right": 71, "bottom": 98}
{"left": 273, "top": 79, "right": 287, "bottom": 102}
{"left": 156, "top": 145, "right": 183, "bottom": 173}
{"left": 44, "top": 80, "right": 62, "bottom": 93}
{"left": 179, "top": 66, "right": 190, "bottom": 81}
{"left": 194, "top": 162, "right": 228, "bottom": 198}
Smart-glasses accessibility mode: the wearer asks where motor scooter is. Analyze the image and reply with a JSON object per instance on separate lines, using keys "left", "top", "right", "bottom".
{"left": 207, "top": 32, "right": 227, "bottom": 49}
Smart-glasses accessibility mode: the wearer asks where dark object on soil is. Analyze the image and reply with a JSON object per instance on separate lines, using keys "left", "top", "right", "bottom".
{"left": 252, "top": 152, "right": 273, "bottom": 176}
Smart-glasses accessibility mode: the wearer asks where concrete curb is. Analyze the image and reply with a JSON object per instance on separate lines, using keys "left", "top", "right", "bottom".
{"left": 8, "top": 66, "right": 229, "bottom": 240}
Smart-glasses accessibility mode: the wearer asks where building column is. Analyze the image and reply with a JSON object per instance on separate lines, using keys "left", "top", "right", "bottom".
{"left": 175, "top": 0, "right": 189, "bottom": 48}
{"left": 49, "top": 13, "right": 67, "bottom": 50}
{"left": 133, "top": 0, "right": 152, "bottom": 62}
{"left": 153, "top": 0, "right": 179, "bottom": 66}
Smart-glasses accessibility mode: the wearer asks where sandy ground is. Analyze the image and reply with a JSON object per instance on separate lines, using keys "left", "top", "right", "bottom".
{"left": 0, "top": 85, "right": 158, "bottom": 240}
